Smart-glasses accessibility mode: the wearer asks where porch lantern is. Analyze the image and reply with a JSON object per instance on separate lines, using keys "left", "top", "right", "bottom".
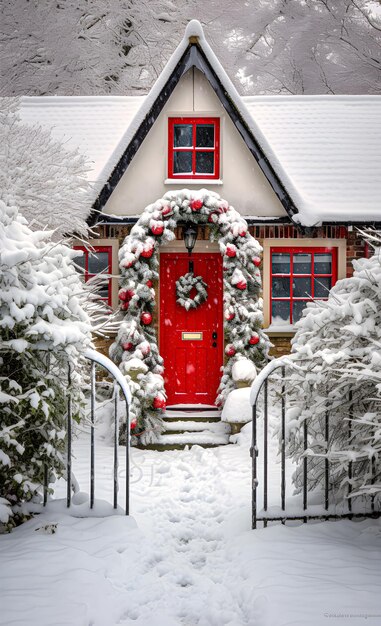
{"left": 183, "top": 223, "right": 198, "bottom": 256}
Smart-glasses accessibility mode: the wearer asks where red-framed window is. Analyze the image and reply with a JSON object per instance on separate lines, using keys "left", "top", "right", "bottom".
{"left": 73, "top": 246, "right": 112, "bottom": 306}
{"left": 270, "top": 247, "right": 338, "bottom": 326}
{"left": 168, "top": 117, "right": 220, "bottom": 179}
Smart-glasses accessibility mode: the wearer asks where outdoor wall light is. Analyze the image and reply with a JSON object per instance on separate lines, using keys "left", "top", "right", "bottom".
{"left": 183, "top": 223, "right": 198, "bottom": 256}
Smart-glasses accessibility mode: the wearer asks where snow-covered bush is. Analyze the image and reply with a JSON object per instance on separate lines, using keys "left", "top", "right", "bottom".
{"left": 286, "top": 247, "right": 381, "bottom": 504}
{"left": 0, "top": 102, "right": 93, "bottom": 529}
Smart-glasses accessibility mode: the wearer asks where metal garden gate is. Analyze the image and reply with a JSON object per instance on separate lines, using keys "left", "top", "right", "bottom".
{"left": 250, "top": 356, "right": 380, "bottom": 529}
{"left": 43, "top": 348, "right": 131, "bottom": 515}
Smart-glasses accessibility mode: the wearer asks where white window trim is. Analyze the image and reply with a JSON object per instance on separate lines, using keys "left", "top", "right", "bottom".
{"left": 262, "top": 238, "right": 347, "bottom": 334}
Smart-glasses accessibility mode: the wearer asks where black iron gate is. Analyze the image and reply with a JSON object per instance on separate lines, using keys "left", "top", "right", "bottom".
{"left": 250, "top": 356, "right": 380, "bottom": 529}
{"left": 43, "top": 348, "right": 131, "bottom": 515}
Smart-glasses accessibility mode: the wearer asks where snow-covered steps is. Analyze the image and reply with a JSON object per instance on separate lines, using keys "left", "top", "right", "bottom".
{"left": 142, "top": 405, "right": 231, "bottom": 450}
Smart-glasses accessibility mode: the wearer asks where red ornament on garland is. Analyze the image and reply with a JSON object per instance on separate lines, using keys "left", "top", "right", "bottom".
{"left": 122, "top": 342, "right": 133, "bottom": 351}
{"left": 119, "top": 289, "right": 128, "bottom": 301}
{"left": 141, "top": 311, "right": 152, "bottom": 325}
{"left": 225, "top": 344, "right": 236, "bottom": 357}
{"left": 239, "top": 229, "right": 247, "bottom": 237}
{"left": 130, "top": 419, "right": 137, "bottom": 430}
{"left": 151, "top": 223, "right": 164, "bottom": 236}
{"left": 123, "top": 259, "right": 135, "bottom": 269}
{"left": 226, "top": 244, "right": 237, "bottom": 258}
{"left": 121, "top": 302, "right": 129, "bottom": 311}
{"left": 208, "top": 212, "right": 218, "bottom": 224}
{"left": 190, "top": 199, "right": 203, "bottom": 211}
{"left": 153, "top": 395, "right": 166, "bottom": 410}
{"left": 141, "top": 246, "right": 154, "bottom": 259}
{"left": 225, "top": 311, "right": 235, "bottom": 321}
{"left": 235, "top": 279, "right": 247, "bottom": 290}
{"left": 249, "top": 334, "right": 260, "bottom": 345}
{"left": 146, "top": 280, "right": 153, "bottom": 288}
{"left": 253, "top": 257, "right": 261, "bottom": 267}
{"left": 140, "top": 341, "right": 151, "bottom": 356}
{"left": 162, "top": 205, "right": 172, "bottom": 217}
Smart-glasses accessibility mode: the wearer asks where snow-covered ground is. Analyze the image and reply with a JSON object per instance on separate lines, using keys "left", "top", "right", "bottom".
{"left": 1, "top": 426, "right": 381, "bottom": 626}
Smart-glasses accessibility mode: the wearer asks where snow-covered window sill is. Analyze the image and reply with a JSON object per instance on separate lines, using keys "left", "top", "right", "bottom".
{"left": 164, "top": 178, "right": 223, "bottom": 186}
{"left": 263, "top": 325, "right": 296, "bottom": 336}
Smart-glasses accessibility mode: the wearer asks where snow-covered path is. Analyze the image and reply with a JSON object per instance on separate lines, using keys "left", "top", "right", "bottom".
{"left": 1, "top": 433, "right": 381, "bottom": 626}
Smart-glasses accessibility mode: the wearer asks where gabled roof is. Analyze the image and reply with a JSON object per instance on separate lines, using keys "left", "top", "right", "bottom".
{"left": 19, "top": 21, "right": 381, "bottom": 227}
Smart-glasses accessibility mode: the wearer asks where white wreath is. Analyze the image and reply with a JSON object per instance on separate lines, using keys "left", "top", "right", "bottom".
{"left": 176, "top": 272, "right": 208, "bottom": 311}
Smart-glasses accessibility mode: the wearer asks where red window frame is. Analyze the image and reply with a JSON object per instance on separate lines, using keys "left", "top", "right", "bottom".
{"left": 168, "top": 117, "right": 220, "bottom": 180}
{"left": 73, "top": 245, "right": 113, "bottom": 306}
{"left": 270, "top": 246, "right": 338, "bottom": 325}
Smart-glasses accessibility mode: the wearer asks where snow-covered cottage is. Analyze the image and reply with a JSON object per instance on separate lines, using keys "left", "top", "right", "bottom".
{"left": 19, "top": 21, "right": 381, "bottom": 419}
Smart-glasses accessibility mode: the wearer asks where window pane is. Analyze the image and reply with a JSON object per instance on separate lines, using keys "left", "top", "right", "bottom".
{"left": 272, "top": 300, "right": 290, "bottom": 325}
{"left": 314, "top": 253, "right": 332, "bottom": 274}
{"left": 88, "top": 251, "right": 109, "bottom": 275}
{"left": 174, "top": 124, "right": 193, "bottom": 147}
{"left": 173, "top": 151, "right": 193, "bottom": 174}
{"left": 196, "top": 151, "right": 214, "bottom": 174}
{"left": 293, "top": 277, "right": 311, "bottom": 298}
{"left": 293, "top": 253, "right": 311, "bottom": 274}
{"left": 293, "top": 300, "right": 308, "bottom": 323}
{"left": 272, "top": 253, "right": 290, "bottom": 274}
{"left": 314, "top": 276, "right": 331, "bottom": 298}
{"left": 196, "top": 124, "right": 214, "bottom": 147}
{"left": 272, "top": 276, "right": 290, "bottom": 298}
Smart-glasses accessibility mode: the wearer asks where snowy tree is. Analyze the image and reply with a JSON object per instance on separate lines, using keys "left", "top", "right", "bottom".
{"left": 0, "top": 101, "right": 94, "bottom": 528}
{"left": 0, "top": 98, "right": 92, "bottom": 238}
{"left": 286, "top": 239, "right": 381, "bottom": 505}
{"left": 0, "top": 1, "right": 379, "bottom": 96}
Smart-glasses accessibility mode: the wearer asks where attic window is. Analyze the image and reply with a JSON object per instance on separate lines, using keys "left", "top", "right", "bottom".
{"left": 168, "top": 117, "right": 220, "bottom": 179}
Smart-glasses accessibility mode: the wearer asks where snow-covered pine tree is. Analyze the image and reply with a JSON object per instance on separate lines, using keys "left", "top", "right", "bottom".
{"left": 0, "top": 102, "right": 93, "bottom": 529}
{"left": 286, "top": 242, "right": 381, "bottom": 505}
{"left": 110, "top": 189, "right": 269, "bottom": 444}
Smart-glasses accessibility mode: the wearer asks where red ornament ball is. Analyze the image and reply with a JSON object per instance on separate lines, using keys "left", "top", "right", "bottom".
{"left": 123, "top": 259, "right": 135, "bottom": 269}
{"left": 162, "top": 205, "right": 172, "bottom": 217}
{"left": 121, "top": 302, "right": 129, "bottom": 311}
{"left": 153, "top": 395, "right": 166, "bottom": 410}
{"left": 151, "top": 223, "right": 164, "bottom": 236}
{"left": 141, "top": 246, "right": 154, "bottom": 259}
{"left": 225, "top": 344, "right": 236, "bottom": 357}
{"left": 119, "top": 289, "right": 128, "bottom": 301}
{"left": 130, "top": 419, "right": 137, "bottom": 430}
{"left": 140, "top": 341, "right": 151, "bottom": 356}
{"left": 208, "top": 212, "right": 218, "bottom": 224}
{"left": 239, "top": 229, "right": 247, "bottom": 237}
{"left": 249, "top": 334, "right": 260, "bottom": 345}
{"left": 226, "top": 244, "right": 237, "bottom": 258}
{"left": 146, "top": 280, "right": 153, "bottom": 288}
{"left": 122, "top": 342, "right": 133, "bottom": 351}
{"left": 253, "top": 257, "right": 261, "bottom": 267}
{"left": 141, "top": 312, "right": 152, "bottom": 325}
{"left": 225, "top": 311, "right": 235, "bottom": 321}
{"left": 235, "top": 280, "right": 247, "bottom": 290}
{"left": 190, "top": 199, "right": 203, "bottom": 211}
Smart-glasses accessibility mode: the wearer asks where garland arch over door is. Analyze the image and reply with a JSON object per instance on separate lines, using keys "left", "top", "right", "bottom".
{"left": 110, "top": 189, "right": 270, "bottom": 443}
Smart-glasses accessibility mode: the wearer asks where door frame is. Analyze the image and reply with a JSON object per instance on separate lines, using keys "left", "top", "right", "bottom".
{"left": 158, "top": 244, "right": 223, "bottom": 405}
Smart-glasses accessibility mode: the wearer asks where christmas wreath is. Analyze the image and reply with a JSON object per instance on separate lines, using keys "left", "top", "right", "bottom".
{"left": 176, "top": 272, "right": 208, "bottom": 310}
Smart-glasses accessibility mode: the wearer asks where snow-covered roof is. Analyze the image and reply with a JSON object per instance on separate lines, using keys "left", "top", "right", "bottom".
{"left": 18, "top": 20, "right": 381, "bottom": 226}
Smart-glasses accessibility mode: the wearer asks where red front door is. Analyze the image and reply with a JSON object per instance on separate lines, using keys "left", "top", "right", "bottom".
{"left": 160, "top": 253, "right": 223, "bottom": 406}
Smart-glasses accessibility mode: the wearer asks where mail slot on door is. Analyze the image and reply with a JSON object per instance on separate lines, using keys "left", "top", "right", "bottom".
{"left": 182, "top": 332, "right": 203, "bottom": 341}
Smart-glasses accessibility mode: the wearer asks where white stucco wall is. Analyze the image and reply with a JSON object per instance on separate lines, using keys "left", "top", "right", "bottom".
{"left": 104, "top": 68, "right": 286, "bottom": 218}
